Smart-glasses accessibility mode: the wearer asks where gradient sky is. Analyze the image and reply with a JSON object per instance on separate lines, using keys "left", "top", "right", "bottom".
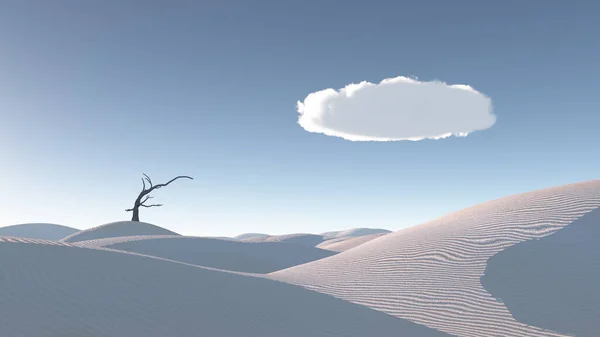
{"left": 1, "top": 1, "right": 598, "bottom": 237}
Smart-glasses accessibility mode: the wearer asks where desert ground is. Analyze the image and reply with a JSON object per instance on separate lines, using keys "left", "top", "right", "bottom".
{"left": 0, "top": 180, "right": 598, "bottom": 337}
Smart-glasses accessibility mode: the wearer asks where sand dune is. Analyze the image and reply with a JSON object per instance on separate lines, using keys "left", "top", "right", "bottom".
{"left": 234, "top": 233, "right": 270, "bottom": 241}
{"left": 78, "top": 235, "right": 338, "bottom": 273}
{"left": 0, "top": 239, "right": 450, "bottom": 337}
{"left": 0, "top": 223, "right": 79, "bottom": 241}
{"left": 269, "top": 180, "right": 600, "bottom": 337}
{"left": 321, "top": 228, "right": 391, "bottom": 239}
{"left": 237, "top": 229, "right": 391, "bottom": 249}
{"left": 241, "top": 233, "right": 325, "bottom": 247}
{"left": 317, "top": 233, "right": 388, "bottom": 252}
{"left": 264, "top": 233, "right": 325, "bottom": 246}
{"left": 482, "top": 206, "right": 600, "bottom": 337}
{"left": 61, "top": 221, "right": 180, "bottom": 243}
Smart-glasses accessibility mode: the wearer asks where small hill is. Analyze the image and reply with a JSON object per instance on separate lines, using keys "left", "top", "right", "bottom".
{"left": 0, "top": 223, "right": 79, "bottom": 241}
{"left": 103, "top": 236, "right": 337, "bottom": 273}
{"left": 61, "top": 221, "right": 180, "bottom": 243}
{"left": 0, "top": 239, "right": 450, "bottom": 337}
{"left": 234, "top": 233, "right": 270, "bottom": 241}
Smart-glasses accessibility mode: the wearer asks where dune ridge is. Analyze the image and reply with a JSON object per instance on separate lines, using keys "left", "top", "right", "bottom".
{"left": 269, "top": 180, "right": 600, "bottom": 337}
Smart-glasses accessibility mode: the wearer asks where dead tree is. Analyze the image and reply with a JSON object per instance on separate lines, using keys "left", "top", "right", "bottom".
{"left": 125, "top": 174, "right": 193, "bottom": 222}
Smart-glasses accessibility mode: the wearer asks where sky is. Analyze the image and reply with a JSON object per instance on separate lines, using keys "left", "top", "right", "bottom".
{"left": 0, "top": 1, "right": 598, "bottom": 237}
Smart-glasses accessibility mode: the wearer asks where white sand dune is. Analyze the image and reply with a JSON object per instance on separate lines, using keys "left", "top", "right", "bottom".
{"left": 0, "top": 238, "right": 450, "bottom": 337}
{"left": 264, "top": 233, "right": 325, "bottom": 246}
{"left": 0, "top": 223, "right": 79, "bottom": 241}
{"left": 238, "top": 229, "right": 391, "bottom": 249}
{"left": 317, "top": 233, "right": 388, "bottom": 252}
{"left": 75, "top": 235, "right": 338, "bottom": 274}
{"left": 269, "top": 180, "right": 600, "bottom": 337}
{"left": 482, "top": 206, "right": 600, "bottom": 337}
{"left": 234, "top": 233, "right": 270, "bottom": 240}
{"left": 321, "top": 228, "right": 392, "bottom": 239}
{"left": 61, "top": 221, "right": 180, "bottom": 243}
{"left": 241, "top": 233, "right": 326, "bottom": 247}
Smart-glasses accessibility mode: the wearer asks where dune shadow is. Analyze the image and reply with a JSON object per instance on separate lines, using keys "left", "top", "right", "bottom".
{"left": 108, "top": 237, "right": 337, "bottom": 273}
{"left": 0, "top": 242, "right": 451, "bottom": 337}
{"left": 481, "top": 207, "right": 600, "bottom": 337}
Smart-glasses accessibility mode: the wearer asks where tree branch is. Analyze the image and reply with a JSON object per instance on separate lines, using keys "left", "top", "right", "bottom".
{"left": 150, "top": 175, "right": 193, "bottom": 191}
{"left": 141, "top": 203, "right": 163, "bottom": 208}
{"left": 143, "top": 173, "right": 153, "bottom": 189}
{"left": 140, "top": 195, "right": 153, "bottom": 205}
{"left": 127, "top": 174, "right": 193, "bottom": 221}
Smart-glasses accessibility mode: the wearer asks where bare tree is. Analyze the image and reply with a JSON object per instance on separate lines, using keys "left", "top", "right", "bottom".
{"left": 125, "top": 174, "right": 193, "bottom": 222}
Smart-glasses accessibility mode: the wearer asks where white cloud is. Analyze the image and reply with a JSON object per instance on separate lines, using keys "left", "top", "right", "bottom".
{"left": 297, "top": 76, "right": 496, "bottom": 141}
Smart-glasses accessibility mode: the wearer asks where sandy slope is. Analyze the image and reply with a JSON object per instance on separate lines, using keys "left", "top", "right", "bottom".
{"left": 76, "top": 235, "right": 338, "bottom": 273}
{"left": 61, "top": 221, "right": 180, "bottom": 243}
{"left": 0, "top": 223, "right": 79, "bottom": 241}
{"left": 0, "top": 239, "right": 450, "bottom": 337}
{"left": 269, "top": 180, "right": 600, "bottom": 337}
{"left": 317, "top": 233, "right": 388, "bottom": 252}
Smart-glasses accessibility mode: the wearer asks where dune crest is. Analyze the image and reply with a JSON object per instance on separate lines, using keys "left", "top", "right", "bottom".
{"left": 61, "top": 221, "right": 180, "bottom": 243}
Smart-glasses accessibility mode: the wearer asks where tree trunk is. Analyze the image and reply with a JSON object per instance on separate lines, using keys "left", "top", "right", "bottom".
{"left": 131, "top": 207, "right": 140, "bottom": 222}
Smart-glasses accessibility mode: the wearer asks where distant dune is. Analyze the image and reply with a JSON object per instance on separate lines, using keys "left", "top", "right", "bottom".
{"left": 239, "top": 233, "right": 325, "bottom": 247}
{"left": 0, "top": 223, "right": 79, "bottom": 241}
{"left": 234, "top": 233, "right": 270, "bottom": 241}
{"left": 0, "top": 238, "right": 450, "bottom": 337}
{"left": 61, "top": 221, "right": 180, "bottom": 243}
{"left": 89, "top": 235, "right": 338, "bottom": 273}
{"left": 238, "top": 228, "right": 391, "bottom": 249}
{"left": 269, "top": 180, "right": 600, "bottom": 337}
{"left": 321, "top": 228, "right": 391, "bottom": 239}
{"left": 317, "top": 233, "right": 388, "bottom": 252}
{"left": 264, "top": 233, "right": 325, "bottom": 246}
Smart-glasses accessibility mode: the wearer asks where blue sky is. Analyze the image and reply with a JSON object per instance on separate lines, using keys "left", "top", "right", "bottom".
{"left": 0, "top": 1, "right": 598, "bottom": 237}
